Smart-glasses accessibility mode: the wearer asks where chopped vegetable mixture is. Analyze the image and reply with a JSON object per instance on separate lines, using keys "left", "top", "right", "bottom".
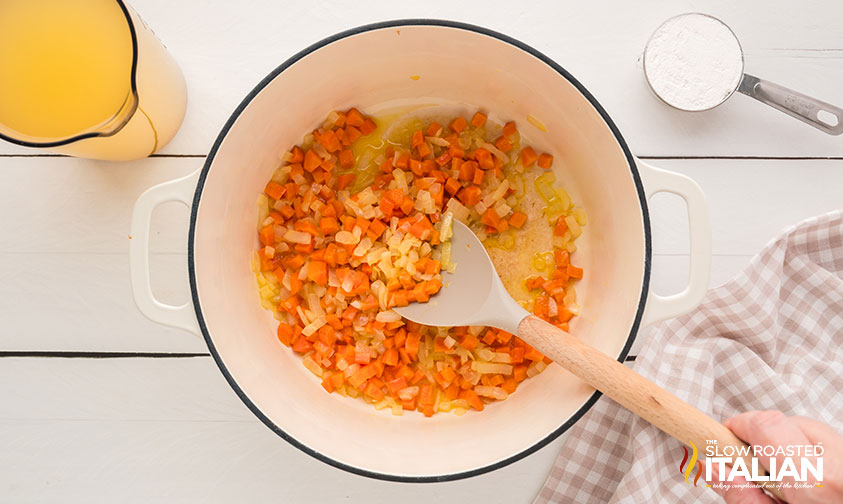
{"left": 253, "top": 107, "right": 585, "bottom": 416}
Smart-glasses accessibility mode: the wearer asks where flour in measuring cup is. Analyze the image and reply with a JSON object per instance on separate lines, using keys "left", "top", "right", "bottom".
{"left": 644, "top": 13, "right": 744, "bottom": 111}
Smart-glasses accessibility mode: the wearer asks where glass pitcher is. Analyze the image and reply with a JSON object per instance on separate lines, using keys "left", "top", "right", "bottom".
{"left": 0, "top": 0, "right": 187, "bottom": 161}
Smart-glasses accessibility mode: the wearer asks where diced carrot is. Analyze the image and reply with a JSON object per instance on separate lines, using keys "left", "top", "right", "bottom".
{"left": 345, "top": 107, "right": 365, "bottom": 127}
{"left": 471, "top": 112, "right": 487, "bottom": 127}
{"left": 321, "top": 373, "right": 335, "bottom": 393}
{"left": 472, "top": 168, "right": 485, "bottom": 186}
{"left": 554, "top": 249, "right": 570, "bottom": 266}
{"left": 395, "top": 151, "right": 410, "bottom": 169}
{"left": 411, "top": 130, "right": 424, "bottom": 147}
{"left": 448, "top": 143, "right": 465, "bottom": 159}
{"left": 405, "top": 333, "right": 420, "bottom": 358}
{"left": 264, "top": 181, "right": 284, "bottom": 200}
{"left": 460, "top": 333, "right": 479, "bottom": 351}
{"left": 365, "top": 381, "right": 385, "bottom": 400}
{"left": 525, "top": 276, "right": 545, "bottom": 290}
{"left": 425, "top": 122, "right": 442, "bottom": 137}
{"left": 308, "top": 260, "right": 328, "bottom": 285}
{"left": 288, "top": 274, "right": 303, "bottom": 296}
{"left": 338, "top": 149, "right": 354, "bottom": 169}
{"left": 449, "top": 117, "right": 467, "bottom": 133}
{"left": 383, "top": 348, "right": 399, "bottom": 367}
{"left": 494, "top": 136, "right": 513, "bottom": 153}
{"left": 345, "top": 125, "right": 362, "bottom": 143}
{"left": 502, "top": 121, "right": 517, "bottom": 138}
{"left": 367, "top": 219, "right": 387, "bottom": 240}
{"left": 474, "top": 148, "right": 494, "bottom": 170}
{"left": 524, "top": 345, "right": 545, "bottom": 362}
{"left": 399, "top": 197, "right": 414, "bottom": 215}
{"left": 554, "top": 216, "right": 568, "bottom": 236}
{"left": 416, "top": 141, "right": 431, "bottom": 158}
{"left": 458, "top": 185, "right": 482, "bottom": 207}
{"left": 277, "top": 323, "right": 294, "bottom": 346}
{"left": 538, "top": 152, "right": 553, "bottom": 169}
{"left": 461, "top": 390, "right": 484, "bottom": 411}
{"left": 566, "top": 264, "right": 583, "bottom": 279}
{"left": 444, "top": 177, "right": 461, "bottom": 196}
{"left": 259, "top": 225, "right": 275, "bottom": 246}
{"left": 319, "top": 217, "right": 339, "bottom": 234}
{"left": 386, "top": 376, "right": 407, "bottom": 396}
{"left": 481, "top": 209, "right": 501, "bottom": 228}
{"left": 291, "top": 336, "right": 312, "bottom": 354}
{"left": 419, "top": 383, "right": 434, "bottom": 405}
{"left": 278, "top": 295, "right": 300, "bottom": 313}
{"left": 458, "top": 160, "right": 476, "bottom": 181}
{"left": 295, "top": 220, "right": 319, "bottom": 236}
{"left": 319, "top": 129, "right": 340, "bottom": 152}
{"left": 360, "top": 118, "right": 377, "bottom": 135}
{"left": 509, "top": 211, "right": 527, "bottom": 228}
{"left": 290, "top": 146, "right": 304, "bottom": 163}
{"left": 408, "top": 216, "right": 433, "bottom": 239}
{"left": 336, "top": 173, "right": 355, "bottom": 191}
{"left": 407, "top": 160, "right": 422, "bottom": 178}
{"left": 520, "top": 146, "right": 538, "bottom": 167}
{"left": 303, "top": 149, "right": 321, "bottom": 172}
{"left": 317, "top": 325, "right": 336, "bottom": 346}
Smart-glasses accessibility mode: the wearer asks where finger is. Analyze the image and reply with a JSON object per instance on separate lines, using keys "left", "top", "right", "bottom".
{"left": 721, "top": 472, "right": 776, "bottom": 504}
{"left": 707, "top": 459, "right": 726, "bottom": 497}
{"left": 725, "top": 411, "right": 811, "bottom": 470}
{"left": 725, "top": 411, "right": 811, "bottom": 502}
{"left": 791, "top": 415, "right": 842, "bottom": 442}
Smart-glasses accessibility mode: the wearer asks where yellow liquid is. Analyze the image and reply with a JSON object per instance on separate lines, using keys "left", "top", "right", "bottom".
{"left": 0, "top": 0, "right": 134, "bottom": 139}
{"left": 0, "top": 0, "right": 187, "bottom": 160}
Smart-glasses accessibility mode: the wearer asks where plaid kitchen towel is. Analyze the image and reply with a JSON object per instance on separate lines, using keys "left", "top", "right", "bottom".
{"left": 536, "top": 210, "right": 843, "bottom": 503}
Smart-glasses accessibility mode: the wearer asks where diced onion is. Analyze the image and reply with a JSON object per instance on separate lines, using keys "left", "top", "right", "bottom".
{"left": 302, "top": 355, "right": 323, "bottom": 377}
{"left": 471, "top": 361, "right": 513, "bottom": 375}
{"left": 491, "top": 352, "right": 512, "bottom": 364}
{"left": 481, "top": 142, "right": 509, "bottom": 163}
{"left": 566, "top": 215, "right": 582, "bottom": 238}
{"left": 335, "top": 230, "right": 359, "bottom": 245}
{"left": 426, "top": 136, "right": 450, "bottom": 147}
{"left": 527, "top": 114, "right": 548, "bottom": 132}
{"left": 445, "top": 199, "right": 470, "bottom": 223}
{"left": 398, "top": 386, "right": 419, "bottom": 400}
{"left": 475, "top": 386, "right": 508, "bottom": 400}
{"left": 375, "top": 310, "right": 402, "bottom": 323}
{"left": 302, "top": 315, "right": 326, "bottom": 337}
{"left": 283, "top": 230, "right": 312, "bottom": 245}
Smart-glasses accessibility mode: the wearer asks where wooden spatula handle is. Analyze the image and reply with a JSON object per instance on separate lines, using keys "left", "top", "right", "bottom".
{"left": 518, "top": 315, "right": 785, "bottom": 500}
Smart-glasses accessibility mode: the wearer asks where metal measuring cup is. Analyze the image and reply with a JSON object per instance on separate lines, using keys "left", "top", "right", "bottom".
{"left": 644, "top": 13, "right": 843, "bottom": 135}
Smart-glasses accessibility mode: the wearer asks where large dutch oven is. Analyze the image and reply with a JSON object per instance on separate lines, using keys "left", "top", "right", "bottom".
{"left": 129, "top": 20, "right": 711, "bottom": 482}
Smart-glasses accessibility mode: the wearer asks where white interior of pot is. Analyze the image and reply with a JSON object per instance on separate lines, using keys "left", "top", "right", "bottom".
{"left": 192, "top": 25, "right": 647, "bottom": 478}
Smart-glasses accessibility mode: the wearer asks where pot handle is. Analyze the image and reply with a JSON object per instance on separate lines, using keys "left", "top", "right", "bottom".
{"left": 636, "top": 159, "right": 711, "bottom": 327}
{"left": 129, "top": 169, "right": 201, "bottom": 334}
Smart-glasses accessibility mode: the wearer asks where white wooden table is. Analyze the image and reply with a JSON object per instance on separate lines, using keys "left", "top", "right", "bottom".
{"left": 2, "top": 1, "right": 841, "bottom": 502}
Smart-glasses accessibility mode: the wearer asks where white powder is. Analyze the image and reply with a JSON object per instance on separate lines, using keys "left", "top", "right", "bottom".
{"left": 644, "top": 13, "right": 744, "bottom": 111}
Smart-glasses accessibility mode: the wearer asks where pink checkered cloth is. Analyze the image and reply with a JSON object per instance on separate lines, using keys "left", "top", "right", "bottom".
{"left": 536, "top": 210, "right": 843, "bottom": 503}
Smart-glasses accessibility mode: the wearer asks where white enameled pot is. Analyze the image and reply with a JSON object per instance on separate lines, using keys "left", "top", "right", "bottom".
{"left": 129, "top": 20, "right": 711, "bottom": 481}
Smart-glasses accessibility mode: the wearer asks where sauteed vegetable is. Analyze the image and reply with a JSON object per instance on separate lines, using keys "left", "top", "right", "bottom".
{"left": 253, "top": 107, "right": 585, "bottom": 416}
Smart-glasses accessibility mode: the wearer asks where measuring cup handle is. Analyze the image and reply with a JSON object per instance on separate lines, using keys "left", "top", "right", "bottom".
{"left": 738, "top": 73, "right": 843, "bottom": 135}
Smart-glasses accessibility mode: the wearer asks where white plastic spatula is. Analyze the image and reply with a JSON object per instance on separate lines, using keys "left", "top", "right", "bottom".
{"left": 395, "top": 221, "right": 784, "bottom": 500}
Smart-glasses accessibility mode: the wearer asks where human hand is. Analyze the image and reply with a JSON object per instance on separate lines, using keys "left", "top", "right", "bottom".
{"left": 709, "top": 410, "right": 842, "bottom": 503}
